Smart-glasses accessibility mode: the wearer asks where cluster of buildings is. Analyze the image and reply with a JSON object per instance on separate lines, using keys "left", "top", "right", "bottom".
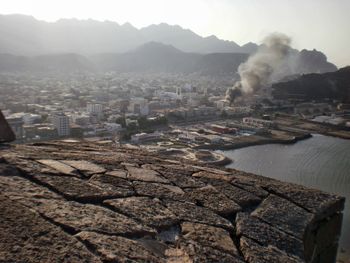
{"left": 0, "top": 72, "right": 238, "bottom": 143}
{"left": 1, "top": 71, "right": 349, "bottom": 144}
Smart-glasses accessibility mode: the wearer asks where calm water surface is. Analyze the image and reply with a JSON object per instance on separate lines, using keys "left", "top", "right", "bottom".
{"left": 218, "top": 134, "right": 350, "bottom": 254}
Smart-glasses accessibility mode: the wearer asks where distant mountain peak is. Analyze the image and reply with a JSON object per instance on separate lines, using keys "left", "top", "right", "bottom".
{"left": 132, "top": 41, "right": 183, "bottom": 54}
{"left": 121, "top": 22, "right": 136, "bottom": 30}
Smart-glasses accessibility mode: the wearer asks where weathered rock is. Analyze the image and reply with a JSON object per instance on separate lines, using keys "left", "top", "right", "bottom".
{"left": 126, "top": 166, "right": 169, "bottom": 183}
{"left": 199, "top": 177, "right": 262, "bottom": 207}
{"left": 181, "top": 222, "right": 239, "bottom": 256}
{"left": 236, "top": 212, "right": 304, "bottom": 259}
{"left": 32, "top": 174, "right": 127, "bottom": 201}
{"left": 174, "top": 240, "right": 245, "bottom": 263}
{"left": 0, "top": 141, "right": 345, "bottom": 263}
{"left": 89, "top": 173, "right": 134, "bottom": 197}
{"left": 231, "top": 177, "right": 269, "bottom": 198}
{"left": 158, "top": 168, "right": 206, "bottom": 188}
{"left": 61, "top": 160, "right": 106, "bottom": 176}
{"left": 251, "top": 194, "right": 314, "bottom": 239}
{"left": 185, "top": 185, "right": 242, "bottom": 216}
{"left": 265, "top": 182, "right": 345, "bottom": 221}
{"left": 36, "top": 159, "right": 78, "bottom": 176}
{"left": 165, "top": 247, "right": 192, "bottom": 263}
{"left": 33, "top": 199, "right": 156, "bottom": 237}
{"left": 240, "top": 237, "right": 304, "bottom": 263}
{"left": 311, "top": 213, "right": 343, "bottom": 260}
{"left": 164, "top": 200, "right": 234, "bottom": 231}
{"left": 134, "top": 181, "right": 187, "bottom": 201}
{"left": 192, "top": 171, "right": 233, "bottom": 182}
{"left": 104, "top": 196, "right": 179, "bottom": 229}
{"left": 105, "top": 169, "right": 128, "bottom": 179}
{"left": 76, "top": 231, "right": 164, "bottom": 263}
{"left": 0, "top": 195, "right": 101, "bottom": 263}
{"left": 0, "top": 173, "right": 63, "bottom": 205}
{"left": 0, "top": 110, "right": 15, "bottom": 143}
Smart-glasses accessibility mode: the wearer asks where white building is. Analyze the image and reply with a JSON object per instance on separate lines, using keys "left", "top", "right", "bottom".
{"left": 104, "top": 123, "right": 122, "bottom": 133}
{"left": 52, "top": 112, "right": 70, "bottom": 137}
{"left": 87, "top": 103, "right": 103, "bottom": 115}
{"left": 128, "top": 98, "right": 149, "bottom": 116}
{"left": 131, "top": 132, "right": 161, "bottom": 143}
{"left": 243, "top": 117, "right": 273, "bottom": 128}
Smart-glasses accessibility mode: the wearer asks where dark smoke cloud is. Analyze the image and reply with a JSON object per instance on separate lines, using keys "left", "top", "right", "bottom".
{"left": 226, "top": 33, "right": 292, "bottom": 104}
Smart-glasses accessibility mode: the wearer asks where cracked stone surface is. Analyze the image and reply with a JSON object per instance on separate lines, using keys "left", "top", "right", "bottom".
{"left": 76, "top": 231, "right": 164, "bottom": 263}
{"left": 32, "top": 174, "right": 127, "bottom": 201}
{"left": 181, "top": 222, "right": 239, "bottom": 256}
{"left": 251, "top": 194, "right": 314, "bottom": 239}
{"left": 240, "top": 236, "right": 304, "bottom": 263}
{"left": 126, "top": 166, "right": 170, "bottom": 183}
{"left": 36, "top": 159, "right": 78, "bottom": 176}
{"left": 0, "top": 141, "right": 345, "bottom": 263}
{"left": 185, "top": 185, "right": 242, "bottom": 216}
{"left": 104, "top": 196, "right": 179, "bottom": 228}
{"left": 34, "top": 198, "right": 156, "bottom": 237}
{"left": 0, "top": 195, "right": 101, "bottom": 263}
{"left": 236, "top": 212, "right": 304, "bottom": 259}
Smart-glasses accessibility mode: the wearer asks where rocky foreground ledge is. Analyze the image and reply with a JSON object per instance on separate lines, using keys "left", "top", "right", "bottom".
{"left": 0, "top": 141, "right": 345, "bottom": 263}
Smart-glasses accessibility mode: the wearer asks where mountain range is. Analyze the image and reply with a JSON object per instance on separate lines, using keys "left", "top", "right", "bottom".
{"left": 0, "top": 14, "right": 338, "bottom": 76}
{"left": 0, "top": 14, "right": 255, "bottom": 55}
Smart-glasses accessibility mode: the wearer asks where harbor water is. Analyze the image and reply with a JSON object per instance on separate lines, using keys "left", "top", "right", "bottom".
{"left": 218, "top": 134, "right": 350, "bottom": 256}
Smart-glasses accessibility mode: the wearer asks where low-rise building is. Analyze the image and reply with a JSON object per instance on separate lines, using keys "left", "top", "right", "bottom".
{"left": 131, "top": 132, "right": 161, "bottom": 143}
{"left": 243, "top": 117, "right": 274, "bottom": 128}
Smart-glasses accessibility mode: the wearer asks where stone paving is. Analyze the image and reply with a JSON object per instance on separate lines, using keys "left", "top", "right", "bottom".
{"left": 0, "top": 141, "right": 345, "bottom": 263}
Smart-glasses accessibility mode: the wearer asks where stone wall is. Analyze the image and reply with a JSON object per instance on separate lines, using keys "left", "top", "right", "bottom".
{"left": 0, "top": 141, "right": 345, "bottom": 262}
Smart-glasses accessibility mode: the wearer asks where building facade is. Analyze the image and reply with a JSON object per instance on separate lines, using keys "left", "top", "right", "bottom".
{"left": 52, "top": 112, "right": 70, "bottom": 137}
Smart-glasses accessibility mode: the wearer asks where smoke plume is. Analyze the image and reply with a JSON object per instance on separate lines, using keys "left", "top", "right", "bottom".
{"left": 226, "top": 33, "right": 292, "bottom": 104}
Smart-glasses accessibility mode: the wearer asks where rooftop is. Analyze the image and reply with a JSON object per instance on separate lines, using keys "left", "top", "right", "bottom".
{"left": 0, "top": 140, "right": 345, "bottom": 263}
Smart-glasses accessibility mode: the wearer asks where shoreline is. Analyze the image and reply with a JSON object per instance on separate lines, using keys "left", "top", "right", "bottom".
{"left": 194, "top": 132, "right": 312, "bottom": 152}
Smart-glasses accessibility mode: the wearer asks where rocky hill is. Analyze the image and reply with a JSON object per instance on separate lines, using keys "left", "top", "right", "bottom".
{"left": 272, "top": 66, "right": 350, "bottom": 102}
{"left": 0, "top": 140, "right": 344, "bottom": 262}
{"left": 0, "top": 42, "right": 337, "bottom": 77}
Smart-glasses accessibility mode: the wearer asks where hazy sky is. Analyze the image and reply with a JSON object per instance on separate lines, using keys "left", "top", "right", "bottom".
{"left": 2, "top": 0, "right": 350, "bottom": 67}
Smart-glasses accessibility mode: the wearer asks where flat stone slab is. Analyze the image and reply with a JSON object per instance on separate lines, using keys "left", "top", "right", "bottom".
{"left": 0, "top": 173, "right": 63, "bottom": 205}
{"left": 0, "top": 195, "right": 101, "bottom": 263}
{"left": 185, "top": 185, "right": 242, "bottom": 216}
{"left": 157, "top": 169, "right": 206, "bottom": 188}
{"left": 231, "top": 177, "right": 269, "bottom": 198}
{"left": 199, "top": 177, "right": 262, "bottom": 207}
{"left": 251, "top": 194, "right": 314, "bottom": 239}
{"left": 89, "top": 174, "right": 134, "bottom": 197}
{"left": 181, "top": 222, "right": 239, "bottom": 256}
{"left": 170, "top": 240, "right": 245, "bottom": 263}
{"left": 36, "top": 159, "right": 77, "bottom": 176}
{"left": 236, "top": 213, "right": 304, "bottom": 259}
{"left": 164, "top": 200, "right": 234, "bottom": 231}
{"left": 61, "top": 160, "right": 106, "bottom": 175}
{"left": 34, "top": 199, "right": 156, "bottom": 237}
{"left": 126, "top": 166, "right": 169, "bottom": 183}
{"left": 105, "top": 169, "right": 128, "bottom": 179}
{"left": 76, "top": 231, "right": 164, "bottom": 263}
{"left": 104, "top": 196, "right": 179, "bottom": 229}
{"left": 134, "top": 181, "right": 187, "bottom": 201}
{"left": 240, "top": 237, "right": 304, "bottom": 263}
{"left": 32, "top": 174, "right": 128, "bottom": 201}
{"left": 265, "top": 182, "right": 345, "bottom": 221}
